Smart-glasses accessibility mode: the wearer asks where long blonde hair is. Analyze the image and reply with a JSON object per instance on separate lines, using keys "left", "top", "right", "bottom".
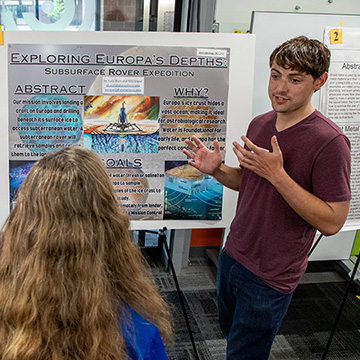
{"left": 0, "top": 147, "right": 172, "bottom": 360}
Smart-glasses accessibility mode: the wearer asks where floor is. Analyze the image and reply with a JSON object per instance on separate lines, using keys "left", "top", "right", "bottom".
{"left": 150, "top": 255, "right": 360, "bottom": 360}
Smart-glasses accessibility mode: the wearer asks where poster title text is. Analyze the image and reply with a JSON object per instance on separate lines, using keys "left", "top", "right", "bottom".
{"left": 10, "top": 53, "right": 227, "bottom": 67}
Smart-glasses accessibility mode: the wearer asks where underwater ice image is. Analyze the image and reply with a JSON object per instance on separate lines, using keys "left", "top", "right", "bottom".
{"left": 83, "top": 95, "right": 160, "bottom": 153}
{"left": 86, "top": 132, "right": 159, "bottom": 153}
{"left": 164, "top": 161, "right": 223, "bottom": 220}
{"left": 17, "top": 94, "right": 82, "bottom": 154}
{"left": 9, "top": 161, "right": 35, "bottom": 205}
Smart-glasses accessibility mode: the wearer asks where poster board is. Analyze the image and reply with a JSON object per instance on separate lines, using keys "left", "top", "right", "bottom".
{"left": 0, "top": 31, "right": 255, "bottom": 231}
{"left": 320, "top": 27, "right": 360, "bottom": 232}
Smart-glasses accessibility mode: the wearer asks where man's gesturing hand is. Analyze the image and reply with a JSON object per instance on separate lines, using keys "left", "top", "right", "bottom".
{"left": 233, "top": 135, "right": 284, "bottom": 183}
{"left": 183, "top": 135, "right": 222, "bottom": 176}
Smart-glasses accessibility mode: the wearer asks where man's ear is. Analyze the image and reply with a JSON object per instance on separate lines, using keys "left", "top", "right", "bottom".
{"left": 314, "top": 72, "right": 328, "bottom": 92}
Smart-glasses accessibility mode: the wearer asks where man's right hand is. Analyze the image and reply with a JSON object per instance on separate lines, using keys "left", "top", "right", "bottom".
{"left": 182, "top": 135, "right": 222, "bottom": 175}
{"left": 183, "top": 135, "right": 243, "bottom": 191}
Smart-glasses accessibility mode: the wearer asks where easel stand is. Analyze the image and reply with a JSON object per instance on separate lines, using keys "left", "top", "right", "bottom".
{"left": 309, "top": 234, "right": 360, "bottom": 359}
{"left": 159, "top": 228, "right": 200, "bottom": 360}
{"left": 321, "top": 252, "right": 360, "bottom": 360}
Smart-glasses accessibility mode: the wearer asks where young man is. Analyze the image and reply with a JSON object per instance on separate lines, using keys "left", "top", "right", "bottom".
{"left": 183, "top": 36, "right": 351, "bottom": 359}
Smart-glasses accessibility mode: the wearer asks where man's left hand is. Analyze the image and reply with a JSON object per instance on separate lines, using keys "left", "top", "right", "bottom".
{"left": 232, "top": 135, "right": 284, "bottom": 182}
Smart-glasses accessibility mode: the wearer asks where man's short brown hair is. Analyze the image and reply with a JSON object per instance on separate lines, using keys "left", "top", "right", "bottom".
{"left": 269, "top": 36, "right": 331, "bottom": 79}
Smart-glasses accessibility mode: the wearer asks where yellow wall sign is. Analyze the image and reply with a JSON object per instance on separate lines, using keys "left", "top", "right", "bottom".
{"left": 330, "top": 28, "right": 343, "bottom": 44}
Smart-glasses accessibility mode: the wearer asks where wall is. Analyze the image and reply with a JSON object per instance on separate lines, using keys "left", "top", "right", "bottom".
{"left": 190, "top": 228, "right": 223, "bottom": 247}
{"left": 215, "top": 0, "right": 360, "bottom": 33}
{"left": 101, "top": 0, "right": 175, "bottom": 32}
{"left": 101, "top": 0, "right": 139, "bottom": 31}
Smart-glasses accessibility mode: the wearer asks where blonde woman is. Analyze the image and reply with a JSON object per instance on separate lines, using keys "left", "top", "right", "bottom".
{"left": 0, "top": 147, "right": 172, "bottom": 360}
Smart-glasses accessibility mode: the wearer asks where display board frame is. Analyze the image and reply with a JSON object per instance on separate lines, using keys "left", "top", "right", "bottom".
{"left": 0, "top": 31, "right": 255, "bottom": 230}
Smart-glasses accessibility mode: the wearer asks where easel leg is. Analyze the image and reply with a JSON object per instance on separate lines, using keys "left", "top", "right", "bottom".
{"left": 321, "top": 253, "right": 360, "bottom": 359}
{"left": 159, "top": 228, "right": 200, "bottom": 360}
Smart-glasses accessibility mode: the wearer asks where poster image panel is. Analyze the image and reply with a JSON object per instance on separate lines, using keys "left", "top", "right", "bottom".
{"left": 164, "top": 160, "right": 223, "bottom": 220}
{"left": 83, "top": 95, "right": 160, "bottom": 153}
{"left": 9, "top": 160, "right": 35, "bottom": 205}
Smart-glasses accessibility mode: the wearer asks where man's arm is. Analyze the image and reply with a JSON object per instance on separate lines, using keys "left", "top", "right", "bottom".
{"left": 183, "top": 135, "right": 243, "bottom": 191}
{"left": 234, "top": 135, "right": 350, "bottom": 236}
{"left": 270, "top": 175, "right": 349, "bottom": 236}
{"left": 211, "top": 163, "right": 243, "bottom": 191}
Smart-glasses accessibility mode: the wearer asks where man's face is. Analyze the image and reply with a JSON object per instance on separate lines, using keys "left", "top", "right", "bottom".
{"left": 268, "top": 62, "right": 323, "bottom": 116}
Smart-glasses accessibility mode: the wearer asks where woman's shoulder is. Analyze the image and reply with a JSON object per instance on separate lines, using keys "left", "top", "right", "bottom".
{"left": 121, "top": 307, "right": 168, "bottom": 360}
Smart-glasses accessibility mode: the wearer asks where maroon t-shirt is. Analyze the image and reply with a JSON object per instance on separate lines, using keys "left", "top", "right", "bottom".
{"left": 225, "top": 110, "right": 351, "bottom": 294}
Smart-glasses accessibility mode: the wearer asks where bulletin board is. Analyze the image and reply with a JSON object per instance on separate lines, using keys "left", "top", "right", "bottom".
{"left": 320, "top": 27, "right": 360, "bottom": 232}
{"left": 0, "top": 31, "right": 255, "bottom": 231}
